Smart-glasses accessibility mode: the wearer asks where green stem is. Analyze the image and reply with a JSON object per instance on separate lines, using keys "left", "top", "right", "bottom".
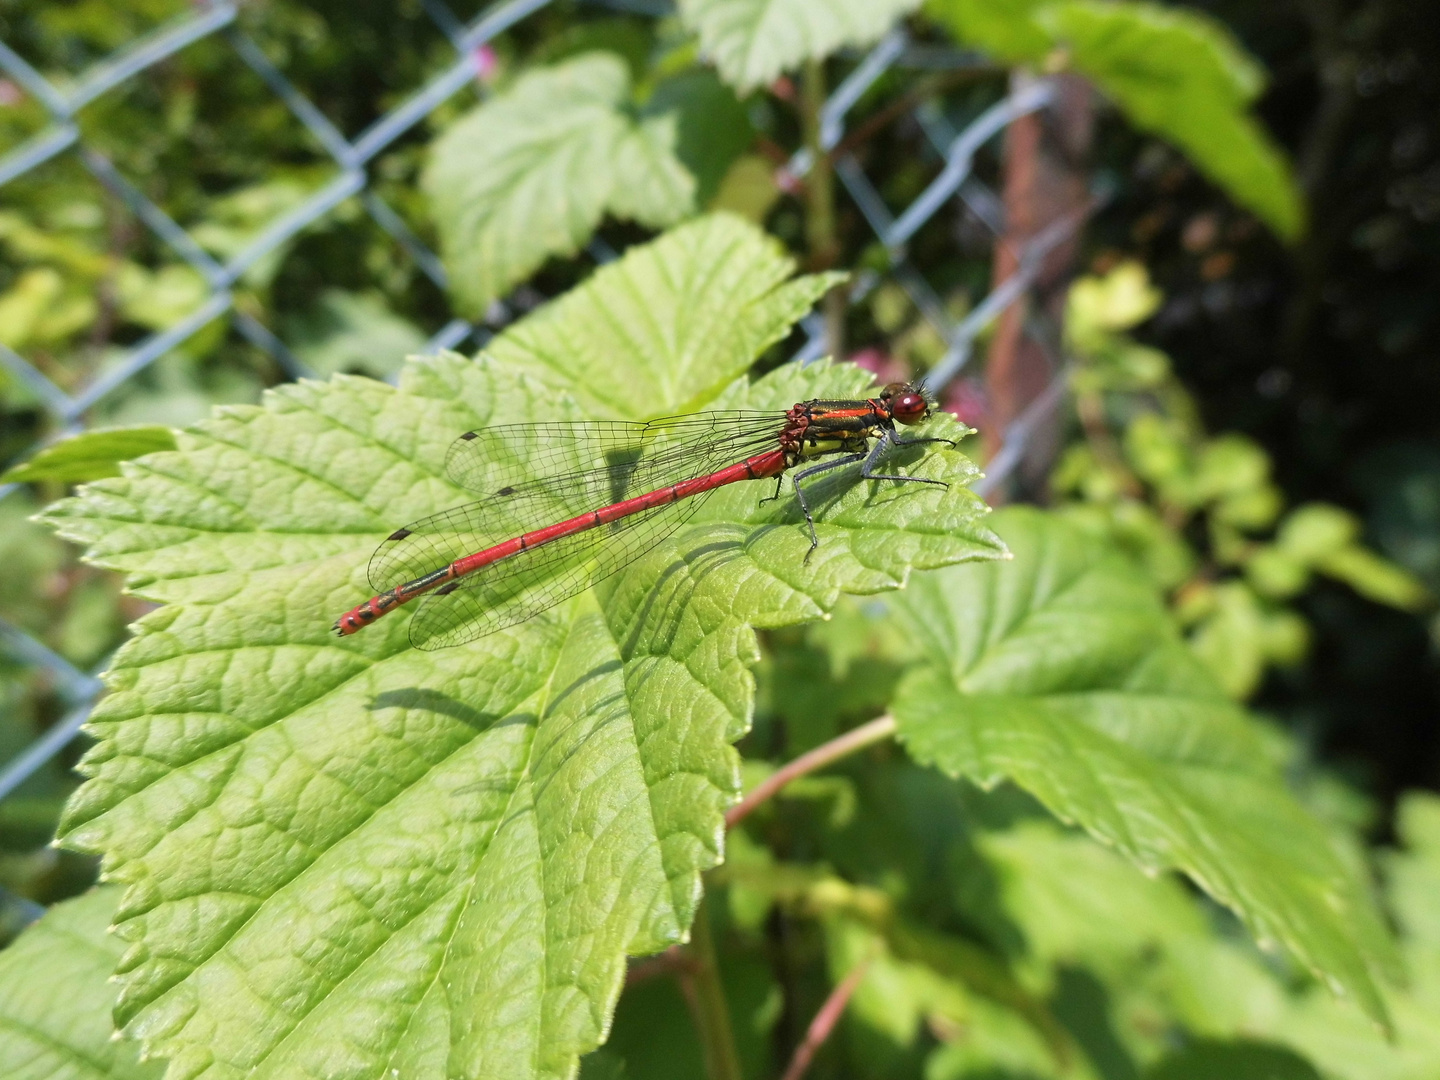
{"left": 801, "top": 57, "right": 844, "bottom": 357}
{"left": 684, "top": 894, "right": 744, "bottom": 1080}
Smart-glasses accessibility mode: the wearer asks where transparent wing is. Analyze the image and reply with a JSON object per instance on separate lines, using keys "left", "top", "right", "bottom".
{"left": 408, "top": 494, "right": 708, "bottom": 649}
{"left": 368, "top": 414, "right": 782, "bottom": 593}
{"left": 442, "top": 413, "right": 785, "bottom": 501}
{"left": 366, "top": 413, "right": 787, "bottom": 647}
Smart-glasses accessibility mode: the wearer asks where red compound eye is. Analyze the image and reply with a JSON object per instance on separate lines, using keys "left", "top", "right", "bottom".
{"left": 889, "top": 389, "right": 928, "bottom": 425}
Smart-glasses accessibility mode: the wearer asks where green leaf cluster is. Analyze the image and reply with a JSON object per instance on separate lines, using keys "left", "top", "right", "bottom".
{"left": 646, "top": 508, "right": 1418, "bottom": 1080}
{"left": 1053, "top": 262, "right": 1431, "bottom": 698}
{"left": 891, "top": 508, "right": 1397, "bottom": 1023}
{"left": 18, "top": 781, "right": 1440, "bottom": 1080}
{"left": 0, "top": 12, "right": 430, "bottom": 433}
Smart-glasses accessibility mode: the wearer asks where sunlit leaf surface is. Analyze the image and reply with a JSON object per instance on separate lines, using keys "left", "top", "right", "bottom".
{"left": 892, "top": 508, "right": 1397, "bottom": 1029}
{"left": 43, "top": 216, "right": 1002, "bottom": 1080}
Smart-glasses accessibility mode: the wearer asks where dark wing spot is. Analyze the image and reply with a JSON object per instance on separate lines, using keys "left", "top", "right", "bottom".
{"left": 387, "top": 527, "right": 412, "bottom": 541}
{"left": 437, "top": 581, "right": 461, "bottom": 596}
{"left": 496, "top": 486, "right": 515, "bottom": 496}
{"left": 460, "top": 431, "right": 478, "bottom": 441}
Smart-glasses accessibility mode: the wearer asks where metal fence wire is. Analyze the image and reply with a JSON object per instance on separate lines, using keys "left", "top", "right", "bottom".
{"left": 0, "top": 2, "right": 1094, "bottom": 823}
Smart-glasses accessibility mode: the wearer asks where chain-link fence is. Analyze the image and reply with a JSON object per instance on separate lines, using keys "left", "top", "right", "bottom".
{"left": 0, "top": 1, "right": 1094, "bottom": 861}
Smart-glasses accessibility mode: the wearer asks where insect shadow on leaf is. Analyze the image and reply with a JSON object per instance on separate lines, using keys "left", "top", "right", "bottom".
{"left": 366, "top": 688, "right": 502, "bottom": 733}
{"left": 367, "top": 689, "right": 531, "bottom": 798}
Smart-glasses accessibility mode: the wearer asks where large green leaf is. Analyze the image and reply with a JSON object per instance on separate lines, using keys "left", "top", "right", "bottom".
{"left": 890, "top": 508, "right": 1397, "bottom": 1029}
{"left": 43, "top": 217, "right": 1003, "bottom": 1080}
{"left": 0, "top": 887, "right": 159, "bottom": 1080}
{"left": 677, "top": 0, "right": 923, "bottom": 93}
{"left": 423, "top": 53, "right": 696, "bottom": 318}
{"left": 924, "top": 0, "right": 1303, "bottom": 240}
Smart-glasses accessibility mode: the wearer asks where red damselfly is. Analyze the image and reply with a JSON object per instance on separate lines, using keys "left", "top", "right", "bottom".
{"left": 333, "top": 382, "right": 956, "bottom": 649}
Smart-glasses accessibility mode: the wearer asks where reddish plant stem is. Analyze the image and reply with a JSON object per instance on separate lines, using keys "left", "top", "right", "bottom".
{"left": 779, "top": 959, "right": 873, "bottom": 1080}
{"left": 725, "top": 715, "right": 897, "bottom": 830}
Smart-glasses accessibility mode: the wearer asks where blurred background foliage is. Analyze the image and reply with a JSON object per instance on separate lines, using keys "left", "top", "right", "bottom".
{"left": 1095, "top": 0, "right": 1440, "bottom": 807}
{"left": 0, "top": 0, "right": 1437, "bottom": 1077}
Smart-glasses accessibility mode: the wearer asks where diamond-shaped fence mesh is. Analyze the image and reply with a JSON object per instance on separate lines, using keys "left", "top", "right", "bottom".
{"left": 0, "top": 3, "right": 1094, "bottom": 831}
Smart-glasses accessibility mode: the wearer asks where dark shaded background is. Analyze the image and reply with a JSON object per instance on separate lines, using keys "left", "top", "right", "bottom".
{"left": 1096, "top": 0, "right": 1440, "bottom": 809}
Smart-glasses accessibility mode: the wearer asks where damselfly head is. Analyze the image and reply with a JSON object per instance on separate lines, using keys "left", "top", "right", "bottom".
{"left": 880, "top": 381, "right": 931, "bottom": 425}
